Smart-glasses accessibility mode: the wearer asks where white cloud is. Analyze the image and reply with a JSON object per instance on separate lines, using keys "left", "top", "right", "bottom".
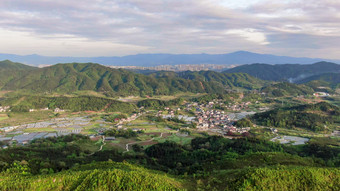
{"left": 0, "top": 29, "right": 150, "bottom": 56}
{"left": 225, "top": 28, "right": 269, "bottom": 45}
{"left": 0, "top": 0, "right": 339, "bottom": 59}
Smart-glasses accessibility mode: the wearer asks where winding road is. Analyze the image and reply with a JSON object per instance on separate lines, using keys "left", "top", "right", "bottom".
{"left": 124, "top": 132, "right": 163, "bottom": 152}
{"left": 88, "top": 136, "right": 106, "bottom": 156}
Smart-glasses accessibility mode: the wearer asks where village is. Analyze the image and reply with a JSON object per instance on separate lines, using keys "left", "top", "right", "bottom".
{"left": 0, "top": 106, "right": 10, "bottom": 112}
{"left": 155, "top": 99, "right": 257, "bottom": 136}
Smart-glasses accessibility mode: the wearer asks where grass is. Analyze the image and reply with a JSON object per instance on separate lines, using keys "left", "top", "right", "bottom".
{"left": 81, "top": 129, "right": 98, "bottom": 135}
{"left": 276, "top": 127, "right": 328, "bottom": 138}
{"left": 76, "top": 139, "right": 101, "bottom": 152}
{"left": 0, "top": 111, "right": 55, "bottom": 127}
{"left": 0, "top": 114, "right": 8, "bottom": 121}
{"left": 137, "top": 134, "right": 154, "bottom": 141}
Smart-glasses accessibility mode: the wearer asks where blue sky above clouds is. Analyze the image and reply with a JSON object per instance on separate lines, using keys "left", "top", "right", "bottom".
{"left": 0, "top": 0, "right": 339, "bottom": 58}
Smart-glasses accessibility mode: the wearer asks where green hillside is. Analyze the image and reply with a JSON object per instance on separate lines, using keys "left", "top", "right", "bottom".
{"left": 251, "top": 102, "right": 340, "bottom": 131}
{"left": 0, "top": 60, "right": 36, "bottom": 70}
{"left": 0, "top": 161, "right": 185, "bottom": 191}
{"left": 0, "top": 62, "right": 266, "bottom": 96}
{"left": 178, "top": 71, "right": 265, "bottom": 90}
{"left": 0, "top": 60, "right": 36, "bottom": 89}
{"left": 1, "top": 161, "right": 338, "bottom": 191}
{"left": 297, "top": 73, "right": 340, "bottom": 89}
{"left": 224, "top": 62, "right": 340, "bottom": 81}
{"left": 0, "top": 96, "right": 137, "bottom": 113}
{"left": 0, "top": 133, "right": 339, "bottom": 190}
{"left": 261, "top": 82, "right": 314, "bottom": 96}
{"left": 202, "top": 167, "right": 340, "bottom": 191}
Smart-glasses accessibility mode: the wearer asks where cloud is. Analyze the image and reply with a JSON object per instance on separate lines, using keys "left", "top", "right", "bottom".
{"left": 0, "top": 0, "right": 339, "bottom": 59}
{"left": 225, "top": 28, "right": 269, "bottom": 45}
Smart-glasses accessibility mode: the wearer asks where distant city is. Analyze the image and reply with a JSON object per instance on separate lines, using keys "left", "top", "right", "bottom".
{"left": 109, "top": 64, "right": 238, "bottom": 72}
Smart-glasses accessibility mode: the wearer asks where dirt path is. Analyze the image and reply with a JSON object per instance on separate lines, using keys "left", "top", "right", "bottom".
{"left": 199, "top": 81, "right": 205, "bottom": 91}
{"left": 88, "top": 136, "right": 106, "bottom": 156}
{"left": 100, "top": 103, "right": 112, "bottom": 112}
{"left": 124, "top": 132, "right": 163, "bottom": 152}
{"left": 14, "top": 96, "right": 26, "bottom": 106}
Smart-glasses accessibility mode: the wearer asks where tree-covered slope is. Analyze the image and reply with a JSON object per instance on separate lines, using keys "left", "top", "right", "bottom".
{"left": 202, "top": 167, "right": 340, "bottom": 191}
{"left": 251, "top": 102, "right": 340, "bottom": 131}
{"left": 261, "top": 82, "right": 314, "bottom": 96}
{"left": 0, "top": 161, "right": 185, "bottom": 191}
{"left": 0, "top": 62, "right": 266, "bottom": 96}
{"left": 297, "top": 73, "right": 340, "bottom": 89}
{"left": 224, "top": 62, "right": 340, "bottom": 81}
{"left": 177, "top": 71, "right": 265, "bottom": 90}
{"left": 0, "top": 60, "right": 36, "bottom": 70}
{"left": 0, "top": 96, "right": 137, "bottom": 113}
{"left": 0, "top": 60, "right": 37, "bottom": 89}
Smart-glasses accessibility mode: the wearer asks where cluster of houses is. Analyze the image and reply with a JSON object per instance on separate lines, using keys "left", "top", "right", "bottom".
{"left": 313, "top": 92, "right": 330, "bottom": 97}
{"left": 0, "top": 106, "right": 10, "bottom": 112}
{"left": 196, "top": 109, "right": 229, "bottom": 129}
{"left": 185, "top": 101, "right": 254, "bottom": 135}
{"left": 29, "top": 107, "right": 49, "bottom": 112}
{"left": 225, "top": 101, "right": 252, "bottom": 111}
{"left": 186, "top": 99, "right": 253, "bottom": 112}
{"left": 1, "top": 106, "right": 67, "bottom": 113}
{"left": 29, "top": 107, "right": 65, "bottom": 112}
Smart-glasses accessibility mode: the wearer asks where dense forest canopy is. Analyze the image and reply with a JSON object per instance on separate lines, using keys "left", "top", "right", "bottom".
{"left": 251, "top": 102, "right": 340, "bottom": 131}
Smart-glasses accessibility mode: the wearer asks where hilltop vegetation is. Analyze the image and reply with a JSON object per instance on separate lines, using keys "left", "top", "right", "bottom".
{"left": 261, "top": 82, "right": 314, "bottom": 96}
{"left": 0, "top": 60, "right": 35, "bottom": 70}
{"left": 251, "top": 102, "right": 340, "bottom": 131}
{"left": 297, "top": 73, "right": 340, "bottom": 89}
{"left": 202, "top": 166, "right": 340, "bottom": 191}
{"left": 177, "top": 70, "right": 265, "bottom": 90}
{"left": 1, "top": 96, "right": 137, "bottom": 113}
{"left": 0, "top": 161, "right": 185, "bottom": 191}
{"left": 0, "top": 62, "right": 266, "bottom": 96}
{"left": 0, "top": 60, "right": 36, "bottom": 90}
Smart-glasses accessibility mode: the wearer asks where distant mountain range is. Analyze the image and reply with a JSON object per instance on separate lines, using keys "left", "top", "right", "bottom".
{"left": 0, "top": 51, "right": 339, "bottom": 67}
{"left": 224, "top": 62, "right": 340, "bottom": 82}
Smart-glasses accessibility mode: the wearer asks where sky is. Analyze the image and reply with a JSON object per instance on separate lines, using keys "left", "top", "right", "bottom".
{"left": 0, "top": 0, "right": 339, "bottom": 59}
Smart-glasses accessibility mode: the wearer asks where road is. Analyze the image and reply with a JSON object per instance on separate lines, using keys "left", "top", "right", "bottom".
{"left": 88, "top": 136, "right": 105, "bottom": 156}
{"left": 124, "top": 132, "right": 163, "bottom": 152}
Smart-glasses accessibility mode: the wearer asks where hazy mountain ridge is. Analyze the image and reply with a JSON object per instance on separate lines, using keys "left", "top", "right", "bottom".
{"left": 1, "top": 51, "right": 338, "bottom": 67}
{"left": 224, "top": 62, "right": 340, "bottom": 81}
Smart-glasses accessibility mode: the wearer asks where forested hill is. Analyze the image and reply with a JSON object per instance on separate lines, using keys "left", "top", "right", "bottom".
{"left": 0, "top": 60, "right": 37, "bottom": 90}
{"left": 224, "top": 62, "right": 340, "bottom": 81}
{"left": 0, "top": 62, "right": 265, "bottom": 96}
{"left": 0, "top": 60, "right": 36, "bottom": 70}
{"left": 261, "top": 82, "right": 314, "bottom": 97}
{"left": 251, "top": 102, "right": 340, "bottom": 131}
{"left": 296, "top": 73, "right": 340, "bottom": 87}
{"left": 148, "top": 70, "right": 265, "bottom": 90}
